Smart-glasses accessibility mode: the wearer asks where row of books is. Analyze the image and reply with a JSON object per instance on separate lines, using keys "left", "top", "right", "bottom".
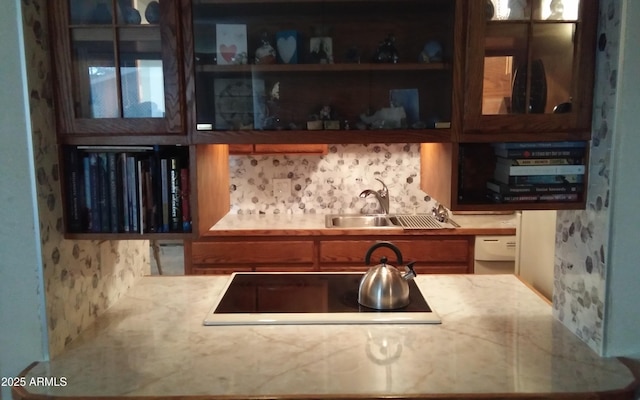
{"left": 487, "top": 141, "right": 587, "bottom": 203}
{"left": 65, "top": 146, "right": 191, "bottom": 234}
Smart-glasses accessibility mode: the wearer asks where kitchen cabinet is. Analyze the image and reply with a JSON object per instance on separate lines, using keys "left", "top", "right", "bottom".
{"left": 461, "top": 0, "right": 598, "bottom": 138}
{"left": 186, "top": 235, "right": 474, "bottom": 274}
{"left": 188, "top": 0, "right": 463, "bottom": 145}
{"left": 48, "top": 0, "right": 186, "bottom": 138}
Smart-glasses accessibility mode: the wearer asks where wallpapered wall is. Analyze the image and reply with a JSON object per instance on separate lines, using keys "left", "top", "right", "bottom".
{"left": 22, "top": 0, "right": 149, "bottom": 357}
{"left": 553, "top": 0, "right": 620, "bottom": 354}
{"left": 229, "top": 144, "right": 439, "bottom": 215}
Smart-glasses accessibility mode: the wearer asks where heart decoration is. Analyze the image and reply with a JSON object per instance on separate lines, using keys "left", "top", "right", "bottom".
{"left": 219, "top": 44, "right": 238, "bottom": 63}
{"left": 277, "top": 36, "right": 297, "bottom": 64}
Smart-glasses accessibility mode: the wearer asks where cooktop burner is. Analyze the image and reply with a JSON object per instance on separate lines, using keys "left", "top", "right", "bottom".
{"left": 204, "top": 272, "right": 441, "bottom": 325}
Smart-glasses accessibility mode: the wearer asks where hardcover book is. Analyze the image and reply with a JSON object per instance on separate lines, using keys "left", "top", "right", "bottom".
{"left": 486, "top": 179, "right": 584, "bottom": 195}
{"left": 493, "top": 147, "right": 586, "bottom": 159}
{"left": 493, "top": 173, "right": 585, "bottom": 185}
{"left": 488, "top": 192, "right": 579, "bottom": 203}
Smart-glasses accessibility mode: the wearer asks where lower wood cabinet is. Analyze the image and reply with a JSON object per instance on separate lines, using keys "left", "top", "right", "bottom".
{"left": 186, "top": 235, "right": 474, "bottom": 275}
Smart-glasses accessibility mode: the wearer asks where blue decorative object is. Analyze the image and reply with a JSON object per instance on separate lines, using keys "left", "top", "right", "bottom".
{"left": 419, "top": 40, "right": 443, "bottom": 63}
{"left": 276, "top": 31, "right": 299, "bottom": 64}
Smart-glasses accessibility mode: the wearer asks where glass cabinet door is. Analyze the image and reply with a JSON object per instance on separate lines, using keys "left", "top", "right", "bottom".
{"left": 49, "top": 0, "right": 183, "bottom": 135}
{"left": 464, "top": 0, "right": 597, "bottom": 134}
{"left": 189, "top": 0, "right": 457, "bottom": 143}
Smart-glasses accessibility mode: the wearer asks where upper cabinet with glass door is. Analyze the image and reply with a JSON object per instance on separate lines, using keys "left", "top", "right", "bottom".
{"left": 189, "top": 0, "right": 461, "bottom": 144}
{"left": 462, "top": 0, "right": 598, "bottom": 138}
{"left": 48, "top": 0, "right": 185, "bottom": 139}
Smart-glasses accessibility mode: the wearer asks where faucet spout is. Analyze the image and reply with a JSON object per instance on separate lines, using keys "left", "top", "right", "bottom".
{"left": 359, "top": 178, "right": 390, "bottom": 214}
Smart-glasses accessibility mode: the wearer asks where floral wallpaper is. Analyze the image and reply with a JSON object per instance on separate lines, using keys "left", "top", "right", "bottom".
{"left": 229, "top": 143, "right": 439, "bottom": 215}
{"left": 21, "top": 0, "right": 149, "bottom": 357}
{"left": 553, "top": 0, "right": 620, "bottom": 354}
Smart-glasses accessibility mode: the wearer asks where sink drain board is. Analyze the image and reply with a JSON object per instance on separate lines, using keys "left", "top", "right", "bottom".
{"left": 394, "top": 214, "right": 445, "bottom": 230}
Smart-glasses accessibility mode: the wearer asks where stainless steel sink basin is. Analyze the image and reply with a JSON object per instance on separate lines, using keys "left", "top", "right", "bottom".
{"left": 325, "top": 214, "right": 459, "bottom": 229}
{"left": 324, "top": 214, "right": 400, "bottom": 229}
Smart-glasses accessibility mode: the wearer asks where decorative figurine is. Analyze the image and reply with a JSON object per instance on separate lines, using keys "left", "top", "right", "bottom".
{"left": 255, "top": 31, "right": 276, "bottom": 65}
{"left": 373, "top": 35, "right": 399, "bottom": 63}
{"left": 547, "top": 0, "right": 565, "bottom": 20}
{"left": 419, "top": 40, "right": 443, "bottom": 63}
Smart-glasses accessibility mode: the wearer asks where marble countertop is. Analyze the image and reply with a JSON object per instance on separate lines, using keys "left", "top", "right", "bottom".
{"left": 16, "top": 275, "right": 635, "bottom": 399}
{"left": 206, "top": 212, "right": 517, "bottom": 236}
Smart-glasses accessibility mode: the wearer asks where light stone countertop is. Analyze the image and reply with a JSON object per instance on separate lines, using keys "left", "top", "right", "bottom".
{"left": 207, "top": 212, "right": 517, "bottom": 235}
{"left": 17, "top": 275, "right": 635, "bottom": 399}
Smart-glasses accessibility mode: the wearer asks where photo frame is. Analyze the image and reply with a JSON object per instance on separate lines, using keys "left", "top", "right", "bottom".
{"left": 215, "top": 24, "right": 247, "bottom": 65}
{"left": 309, "top": 37, "right": 333, "bottom": 64}
{"left": 214, "top": 79, "right": 265, "bottom": 130}
{"left": 390, "top": 89, "right": 420, "bottom": 125}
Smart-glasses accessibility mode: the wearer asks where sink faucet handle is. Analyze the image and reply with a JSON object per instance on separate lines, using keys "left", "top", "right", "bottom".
{"left": 375, "top": 178, "right": 388, "bottom": 196}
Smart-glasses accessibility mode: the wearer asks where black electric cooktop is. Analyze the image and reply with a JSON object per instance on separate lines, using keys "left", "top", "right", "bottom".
{"left": 214, "top": 272, "right": 432, "bottom": 314}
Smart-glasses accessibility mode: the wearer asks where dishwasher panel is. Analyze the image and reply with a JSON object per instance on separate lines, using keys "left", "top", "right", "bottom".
{"left": 474, "top": 235, "right": 516, "bottom": 274}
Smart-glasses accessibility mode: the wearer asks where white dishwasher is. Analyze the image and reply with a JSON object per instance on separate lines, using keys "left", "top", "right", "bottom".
{"left": 474, "top": 235, "right": 517, "bottom": 274}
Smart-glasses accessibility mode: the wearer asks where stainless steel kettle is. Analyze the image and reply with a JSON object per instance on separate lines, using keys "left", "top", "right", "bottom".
{"left": 358, "top": 241, "right": 417, "bottom": 310}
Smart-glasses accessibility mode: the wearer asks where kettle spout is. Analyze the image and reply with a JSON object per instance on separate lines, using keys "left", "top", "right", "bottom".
{"left": 402, "top": 262, "right": 417, "bottom": 281}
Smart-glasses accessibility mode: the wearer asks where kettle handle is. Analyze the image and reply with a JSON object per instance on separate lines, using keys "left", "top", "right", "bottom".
{"left": 365, "top": 241, "right": 403, "bottom": 266}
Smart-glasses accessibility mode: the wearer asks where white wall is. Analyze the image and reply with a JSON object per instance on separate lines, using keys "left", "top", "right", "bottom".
{"left": 0, "top": 0, "right": 48, "bottom": 398}
{"left": 603, "top": 0, "right": 640, "bottom": 356}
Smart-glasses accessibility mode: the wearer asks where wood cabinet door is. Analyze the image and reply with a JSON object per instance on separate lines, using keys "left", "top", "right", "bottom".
{"left": 461, "top": 0, "right": 598, "bottom": 138}
{"left": 48, "top": 0, "right": 185, "bottom": 136}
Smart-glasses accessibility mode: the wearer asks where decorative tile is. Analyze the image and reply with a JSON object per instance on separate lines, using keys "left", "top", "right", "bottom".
{"left": 553, "top": 0, "right": 621, "bottom": 354}
{"left": 229, "top": 143, "right": 438, "bottom": 215}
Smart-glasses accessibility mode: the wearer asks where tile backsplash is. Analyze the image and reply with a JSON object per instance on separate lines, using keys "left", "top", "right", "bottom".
{"left": 229, "top": 143, "right": 439, "bottom": 215}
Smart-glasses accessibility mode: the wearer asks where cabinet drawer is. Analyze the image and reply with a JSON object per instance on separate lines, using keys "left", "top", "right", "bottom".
{"left": 191, "top": 241, "right": 314, "bottom": 265}
{"left": 319, "top": 239, "right": 470, "bottom": 264}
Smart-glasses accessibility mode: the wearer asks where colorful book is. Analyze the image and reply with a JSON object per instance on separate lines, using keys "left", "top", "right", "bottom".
{"left": 64, "top": 149, "right": 83, "bottom": 232}
{"left": 493, "top": 147, "right": 586, "bottom": 159}
{"left": 88, "top": 152, "right": 101, "bottom": 233}
{"left": 160, "top": 158, "right": 169, "bottom": 232}
{"left": 83, "top": 155, "right": 93, "bottom": 232}
{"left": 169, "top": 157, "right": 182, "bottom": 232}
{"left": 486, "top": 179, "right": 584, "bottom": 195}
{"left": 488, "top": 192, "right": 579, "bottom": 203}
{"left": 120, "top": 153, "right": 130, "bottom": 233}
{"left": 497, "top": 157, "right": 583, "bottom": 166}
{"left": 492, "top": 141, "right": 587, "bottom": 150}
{"left": 493, "top": 173, "right": 585, "bottom": 185}
{"left": 494, "top": 163, "right": 585, "bottom": 183}
{"left": 106, "top": 152, "right": 119, "bottom": 233}
{"left": 180, "top": 168, "right": 191, "bottom": 232}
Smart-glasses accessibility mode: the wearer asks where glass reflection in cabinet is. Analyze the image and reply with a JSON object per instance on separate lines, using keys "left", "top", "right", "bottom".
{"left": 69, "top": 0, "right": 165, "bottom": 119}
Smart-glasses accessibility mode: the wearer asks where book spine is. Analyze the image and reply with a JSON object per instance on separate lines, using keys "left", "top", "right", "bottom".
{"left": 137, "top": 160, "right": 145, "bottom": 234}
{"left": 169, "top": 157, "right": 182, "bottom": 231}
{"left": 496, "top": 157, "right": 583, "bottom": 166}
{"left": 120, "top": 153, "right": 130, "bottom": 233}
{"left": 493, "top": 147, "right": 586, "bottom": 158}
{"left": 496, "top": 174, "right": 585, "bottom": 185}
{"left": 492, "top": 141, "right": 586, "bottom": 150}
{"left": 489, "top": 192, "right": 579, "bottom": 203}
{"left": 180, "top": 168, "right": 191, "bottom": 232}
{"left": 107, "top": 152, "right": 119, "bottom": 233}
{"left": 495, "top": 163, "right": 585, "bottom": 176}
{"left": 486, "top": 180, "right": 584, "bottom": 195}
{"left": 161, "top": 158, "right": 169, "bottom": 232}
{"left": 82, "top": 155, "right": 92, "bottom": 232}
{"left": 64, "top": 149, "right": 83, "bottom": 232}
{"left": 126, "top": 155, "right": 138, "bottom": 233}
{"left": 97, "top": 152, "right": 110, "bottom": 233}
{"left": 88, "top": 153, "right": 101, "bottom": 233}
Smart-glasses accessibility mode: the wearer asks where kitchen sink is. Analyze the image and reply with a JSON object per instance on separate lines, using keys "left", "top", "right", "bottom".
{"left": 325, "top": 214, "right": 459, "bottom": 230}
{"left": 324, "top": 214, "right": 400, "bottom": 229}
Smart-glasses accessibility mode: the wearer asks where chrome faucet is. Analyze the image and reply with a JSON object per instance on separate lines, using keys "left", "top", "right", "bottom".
{"left": 359, "top": 178, "right": 390, "bottom": 214}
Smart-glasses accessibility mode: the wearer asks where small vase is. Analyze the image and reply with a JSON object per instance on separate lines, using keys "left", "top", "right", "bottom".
{"left": 145, "top": 1, "right": 160, "bottom": 24}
